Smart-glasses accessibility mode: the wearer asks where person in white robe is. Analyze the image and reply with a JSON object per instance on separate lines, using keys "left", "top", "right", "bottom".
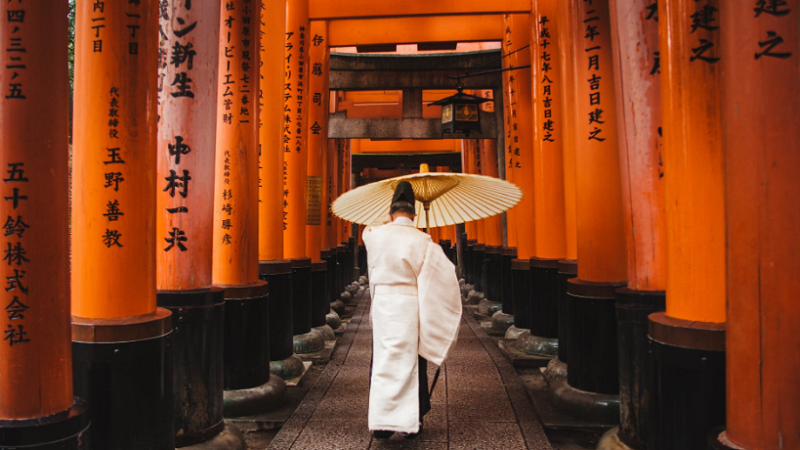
{"left": 363, "top": 181, "right": 462, "bottom": 439}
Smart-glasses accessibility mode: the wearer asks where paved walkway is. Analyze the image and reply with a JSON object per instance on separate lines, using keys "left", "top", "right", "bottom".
{"left": 268, "top": 296, "right": 553, "bottom": 450}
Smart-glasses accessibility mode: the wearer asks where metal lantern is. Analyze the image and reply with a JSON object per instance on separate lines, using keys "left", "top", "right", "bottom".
{"left": 429, "top": 89, "right": 491, "bottom": 137}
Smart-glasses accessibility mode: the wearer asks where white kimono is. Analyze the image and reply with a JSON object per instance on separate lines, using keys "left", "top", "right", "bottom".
{"left": 363, "top": 217, "right": 462, "bottom": 433}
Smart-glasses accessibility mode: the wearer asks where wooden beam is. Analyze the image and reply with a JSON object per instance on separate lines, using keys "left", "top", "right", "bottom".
{"left": 352, "top": 152, "right": 463, "bottom": 172}
{"left": 329, "top": 112, "right": 497, "bottom": 139}
{"left": 326, "top": 15, "right": 504, "bottom": 47}
{"left": 310, "top": 0, "right": 531, "bottom": 20}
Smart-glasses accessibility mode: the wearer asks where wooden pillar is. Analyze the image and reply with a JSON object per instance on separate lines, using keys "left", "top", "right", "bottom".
{"left": 608, "top": 0, "right": 666, "bottom": 447}
{"left": 503, "top": 13, "right": 536, "bottom": 261}
{"left": 71, "top": 1, "right": 173, "bottom": 448}
{"left": 563, "top": 0, "right": 627, "bottom": 398}
{"left": 548, "top": 0, "right": 580, "bottom": 371}
{"left": 337, "top": 138, "right": 351, "bottom": 244}
{"left": 500, "top": 41, "right": 518, "bottom": 249}
{"left": 479, "top": 140, "right": 503, "bottom": 247}
{"left": 647, "top": 1, "right": 726, "bottom": 448}
{"left": 461, "top": 139, "right": 478, "bottom": 241}
{"left": 259, "top": 0, "right": 287, "bottom": 262}
{"left": 324, "top": 138, "right": 339, "bottom": 249}
{"left": 305, "top": 20, "right": 329, "bottom": 261}
{"left": 718, "top": 3, "right": 799, "bottom": 450}
{"left": 524, "top": 0, "right": 569, "bottom": 353}
{"left": 0, "top": 3, "right": 90, "bottom": 446}
{"left": 284, "top": 0, "right": 310, "bottom": 259}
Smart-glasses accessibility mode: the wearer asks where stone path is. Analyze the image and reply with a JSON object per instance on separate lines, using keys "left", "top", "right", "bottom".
{"left": 268, "top": 296, "right": 554, "bottom": 450}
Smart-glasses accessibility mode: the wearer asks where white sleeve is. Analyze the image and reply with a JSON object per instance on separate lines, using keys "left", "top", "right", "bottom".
{"left": 417, "top": 241, "right": 462, "bottom": 366}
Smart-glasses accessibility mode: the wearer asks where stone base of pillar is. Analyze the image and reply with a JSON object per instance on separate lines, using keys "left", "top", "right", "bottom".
{"left": 0, "top": 400, "right": 91, "bottom": 450}
{"left": 339, "top": 291, "right": 353, "bottom": 304}
{"left": 223, "top": 376, "right": 288, "bottom": 418}
{"left": 330, "top": 299, "right": 346, "bottom": 316}
{"left": 648, "top": 313, "right": 725, "bottom": 450}
{"left": 270, "top": 354, "right": 306, "bottom": 381}
{"left": 293, "top": 329, "right": 325, "bottom": 354}
{"left": 550, "top": 378, "right": 620, "bottom": 425}
{"left": 326, "top": 309, "right": 341, "bottom": 330}
{"left": 313, "top": 324, "right": 336, "bottom": 341}
{"left": 477, "top": 298, "right": 502, "bottom": 316}
{"left": 504, "top": 325, "right": 527, "bottom": 340}
{"left": 72, "top": 308, "right": 174, "bottom": 450}
{"left": 597, "top": 427, "right": 634, "bottom": 450}
{"left": 707, "top": 428, "right": 747, "bottom": 450}
{"left": 616, "top": 289, "right": 665, "bottom": 450}
{"left": 222, "top": 283, "right": 271, "bottom": 403}
{"left": 556, "top": 259, "right": 578, "bottom": 366}
{"left": 466, "top": 289, "right": 484, "bottom": 305}
{"left": 543, "top": 357, "right": 567, "bottom": 386}
{"left": 157, "top": 289, "right": 229, "bottom": 449}
{"left": 516, "top": 330, "right": 558, "bottom": 357}
{"left": 491, "top": 310, "right": 515, "bottom": 333}
{"left": 178, "top": 423, "right": 246, "bottom": 450}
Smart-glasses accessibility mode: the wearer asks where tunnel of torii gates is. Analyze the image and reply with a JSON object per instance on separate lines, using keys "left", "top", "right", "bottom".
{"left": 0, "top": 1, "right": 796, "bottom": 450}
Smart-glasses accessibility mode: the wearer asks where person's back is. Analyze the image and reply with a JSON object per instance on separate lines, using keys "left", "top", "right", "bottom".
{"left": 363, "top": 220, "right": 431, "bottom": 287}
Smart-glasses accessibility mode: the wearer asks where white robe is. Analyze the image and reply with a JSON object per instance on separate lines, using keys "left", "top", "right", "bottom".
{"left": 363, "top": 219, "right": 462, "bottom": 433}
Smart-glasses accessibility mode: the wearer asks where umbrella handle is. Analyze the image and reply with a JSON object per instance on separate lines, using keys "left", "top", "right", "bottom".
{"left": 423, "top": 202, "right": 430, "bottom": 234}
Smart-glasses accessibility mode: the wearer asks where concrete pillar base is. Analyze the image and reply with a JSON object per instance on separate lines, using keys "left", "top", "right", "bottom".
{"left": 707, "top": 428, "right": 747, "bottom": 450}
{"left": 269, "top": 354, "right": 306, "bottom": 381}
{"left": 477, "top": 298, "right": 502, "bottom": 316}
{"left": 223, "top": 376, "right": 288, "bottom": 418}
{"left": 313, "top": 324, "right": 336, "bottom": 341}
{"left": 505, "top": 325, "right": 528, "bottom": 340}
{"left": 293, "top": 329, "right": 325, "bottom": 354}
{"left": 466, "top": 289, "right": 484, "bottom": 305}
{"left": 491, "top": 310, "right": 515, "bottom": 333}
{"left": 339, "top": 291, "right": 353, "bottom": 304}
{"left": 178, "top": 423, "right": 246, "bottom": 450}
{"left": 330, "top": 299, "right": 346, "bottom": 316}
{"left": 516, "top": 331, "right": 558, "bottom": 357}
{"left": 543, "top": 357, "right": 568, "bottom": 387}
{"left": 326, "top": 309, "right": 341, "bottom": 330}
{"left": 0, "top": 400, "right": 91, "bottom": 450}
{"left": 597, "top": 427, "right": 633, "bottom": 450}
{"left": 550, "top": 379, "right": 620, "bottom": 425}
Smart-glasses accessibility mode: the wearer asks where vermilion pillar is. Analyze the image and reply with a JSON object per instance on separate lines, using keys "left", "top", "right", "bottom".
{"left": 156, "top": 1, "right": 231, "bottom": 443}
{"left": 607, "top": 0, "right": 666, "bottom": 448}
{"left": 284, "top": 0, "right": 310, "bottom": 259}
{"left": 258, "top": 0, "right": 306, "bottom": 381}
{"left": 324, "top": 138, "right": 339, "bottom": 249}
{"left": 461, "top": 139, "right": 478, "bottom": 242}
{"left": 212, "top": 0, "right": 281, "bottom": 429}
{"left": 504, "top": 13, "right": 536, "bottom": 261}
{"left": 551, "top": 0, "right": 579, "bottom": 375}
{"left": 560, "top": 0, "right": 627, "bottom": 412}
{"left": 0, "top": 3, "right": 90, "bottom": 447}
{"left": 504, "top": 13, "right": 538, "bottom": 342}
{"left": 305, "top": 20, "right": 334, "bottom": 339}
{"left": 648, "top": 1, "right": 726, "bottom": 448}
{"left": 500, "top": 32, "right": 518, "bottom": 250}
{"left": 478, "top": 140, "right": 503, "bottom": 247}
{"left": 71, "top": 1, "right": 173, "bottom": 448}
{"left": 259, "top": 0, "right": 286, "bottom": 263}
{"left": 520, "top": 0, "right": 569, "bottom": 360}
{"left": 305, "top": 20, "right": 329, "bottom": 261}
{"left": 718, "top": 4, "right": 799, "bottom": 450}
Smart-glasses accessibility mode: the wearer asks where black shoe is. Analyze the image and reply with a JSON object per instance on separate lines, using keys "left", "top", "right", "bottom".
{"left": 373, "top": 430, "right": 394, "bottom": 440}
{"left": 404, "top": 420, "right": 423, "bottom": 440}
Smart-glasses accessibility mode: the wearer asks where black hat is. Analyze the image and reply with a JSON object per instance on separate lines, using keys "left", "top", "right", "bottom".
{"left": 391, "top": 181, "right": 416, "bottom": 212}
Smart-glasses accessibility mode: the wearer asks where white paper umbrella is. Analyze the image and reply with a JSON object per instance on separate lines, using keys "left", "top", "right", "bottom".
{"left": 332, "top": 171, "right": 523, "bottom": 231}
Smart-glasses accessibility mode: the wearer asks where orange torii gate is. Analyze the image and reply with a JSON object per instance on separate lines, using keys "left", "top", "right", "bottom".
{"left": 0, "top": 3, "right": 90, "bottom": 448}
{"left": 71, "top": 1, "right": 174, "bottom": 448}
{"left": 606, "top": 0, "right": 666, "bottom": 448}
{"left": 718, "top": 3, "right": 800, "bottom": 450}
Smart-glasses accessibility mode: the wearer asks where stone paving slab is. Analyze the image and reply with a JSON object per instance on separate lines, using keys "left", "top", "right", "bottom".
{"left": 267, "top": 289, "right": 554, "bottom": 450}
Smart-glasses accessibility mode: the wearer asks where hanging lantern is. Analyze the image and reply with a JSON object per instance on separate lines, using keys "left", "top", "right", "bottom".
{"left": 429, "top": 88, "right": 491, "bottom": 137}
